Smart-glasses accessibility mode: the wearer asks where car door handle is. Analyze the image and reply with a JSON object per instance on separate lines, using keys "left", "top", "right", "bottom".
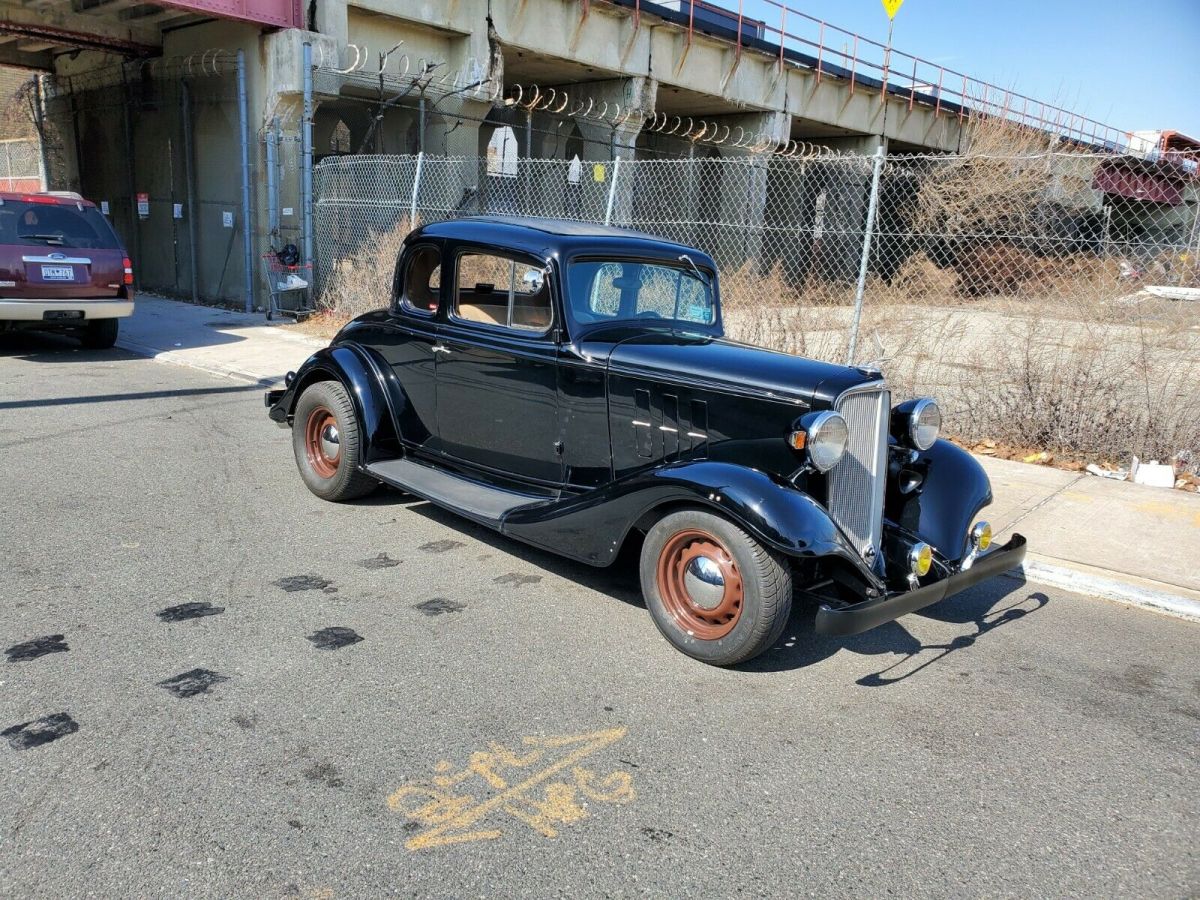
{"left": 432, "top": 344, "right": 452, "bottom": 354}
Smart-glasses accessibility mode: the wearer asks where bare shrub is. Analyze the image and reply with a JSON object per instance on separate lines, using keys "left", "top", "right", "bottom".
{"left": 316, "top": 217, "right": 415, "bottom": 320}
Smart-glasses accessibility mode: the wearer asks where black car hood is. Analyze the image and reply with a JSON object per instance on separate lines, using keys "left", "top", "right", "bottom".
{"left": 580, "top": 329, "right": 878, "bottom": 408}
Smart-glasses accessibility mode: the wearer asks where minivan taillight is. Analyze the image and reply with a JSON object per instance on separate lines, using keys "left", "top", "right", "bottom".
{"left": 123, "top": 257, "right": 133, "bottom": 285}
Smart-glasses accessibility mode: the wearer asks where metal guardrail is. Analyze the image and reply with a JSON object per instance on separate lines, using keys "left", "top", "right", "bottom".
{"left": 596, "top": 0, "right": 1132, "bottom": 152}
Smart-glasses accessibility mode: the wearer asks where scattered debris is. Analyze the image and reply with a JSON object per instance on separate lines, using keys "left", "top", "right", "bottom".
{"left": 1131, "top": 457, "right": 1176, "bottom": 489}
{"left": 1086, "top": 463, "right": 1129, "bottom": 481}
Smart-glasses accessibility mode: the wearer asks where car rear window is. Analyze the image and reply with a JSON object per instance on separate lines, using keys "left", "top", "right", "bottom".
{"left": 0, "top": 200, "right": 123, "bottom": 250}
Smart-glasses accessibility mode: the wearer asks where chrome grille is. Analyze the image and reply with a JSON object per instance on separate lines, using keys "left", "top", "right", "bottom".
{"left": 826, "top": 384, "right": 890, "bottom": 569}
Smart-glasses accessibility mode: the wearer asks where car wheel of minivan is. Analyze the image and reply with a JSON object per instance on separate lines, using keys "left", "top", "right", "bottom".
{"left": 82, "top": 318, "right": 119, "bottom": 349}
{"left": 640, "top": 509, "right": 792, "bottom": 666}
{"left": 292, "top": 380, "right": 378, "bottom": 502}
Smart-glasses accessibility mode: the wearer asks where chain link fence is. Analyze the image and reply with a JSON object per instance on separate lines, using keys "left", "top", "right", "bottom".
{"left": 314, "top": 148, "right": 1200, "bottom": 466}
{"left": 0, "top": 138, "right": 44, "bottom": 192}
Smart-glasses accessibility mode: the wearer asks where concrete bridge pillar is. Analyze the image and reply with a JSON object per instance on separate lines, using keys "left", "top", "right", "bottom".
{"left": 563, "top": 76, "right": 655, "bottom": 162}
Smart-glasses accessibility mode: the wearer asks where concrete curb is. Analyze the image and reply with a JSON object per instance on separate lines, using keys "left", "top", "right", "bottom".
{"left": 1005, "top": 558, "right": 1200, "bottom": 624}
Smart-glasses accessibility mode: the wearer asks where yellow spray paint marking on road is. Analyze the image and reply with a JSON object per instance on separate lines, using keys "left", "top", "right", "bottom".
{"left": 387, "top": 727, "right": 635, "bottom": 850}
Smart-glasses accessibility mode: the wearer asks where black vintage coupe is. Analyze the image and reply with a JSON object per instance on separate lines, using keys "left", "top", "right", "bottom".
{"left": 266, "top": 217, "right": 1025, "bottom": 665}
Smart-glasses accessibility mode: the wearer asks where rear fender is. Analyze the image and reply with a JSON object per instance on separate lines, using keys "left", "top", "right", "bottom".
{"left": 503, "top": 460, "right": 874, "bottom": 581}
{"left": 269, "top": 344, "right": 402, "bottom": 463}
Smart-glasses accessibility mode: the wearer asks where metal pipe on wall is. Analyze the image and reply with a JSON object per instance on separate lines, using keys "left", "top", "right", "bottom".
{"left": 236, "top": 49, "right": 254, "bottom": 314}
{"left": 301, "top": 42, "right": 314, "bottom": 275}
{"left": 180, "top": 80, "right": 200, "bottom": 306}
{"left": 120, "top": 67, "right": 142, "bottom": 288}
{"left": 266, "top": 116, "right": 279, "bottom": 244}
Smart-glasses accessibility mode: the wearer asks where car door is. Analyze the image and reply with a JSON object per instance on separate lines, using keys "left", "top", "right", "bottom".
{"left": 435, "top": 245, "right": 562, "bottom": 485}
{"left": 372, "top": 241, "right": 443, "bottom": 451}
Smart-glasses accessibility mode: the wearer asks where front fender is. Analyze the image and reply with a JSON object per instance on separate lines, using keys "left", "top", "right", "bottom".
{"left": 267, "top": 344, "right": 401, "bottom": 463}
{"left": 503, "top": 460, "right": 872, "bottom": 580}
{"left": 887, "top": 439, "right": 992, "bottom": 564}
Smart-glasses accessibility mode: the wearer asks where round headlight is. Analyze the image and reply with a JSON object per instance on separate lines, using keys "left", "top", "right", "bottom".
{"left": 802, "top": 411, "right": 849, "bottom": 473}
{"left": 909, "top": 398, "right": 941, "bottom": 451}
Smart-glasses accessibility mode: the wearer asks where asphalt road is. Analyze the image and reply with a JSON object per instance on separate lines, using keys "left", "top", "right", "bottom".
{"left": 1, "top": 332, "right": 1197, "bottom": 899}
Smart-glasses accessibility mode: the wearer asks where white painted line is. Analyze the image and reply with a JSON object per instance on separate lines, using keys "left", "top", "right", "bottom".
{"left": 1003, "top": 559, "right": 1200, "bottom": 624}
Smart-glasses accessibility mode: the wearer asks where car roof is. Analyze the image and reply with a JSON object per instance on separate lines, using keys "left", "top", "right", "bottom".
{"left": 0, "top": 191, "right": 97, "bottom": 209}
{"left": 411, "top": 216, "right": 715, "bottom": 265}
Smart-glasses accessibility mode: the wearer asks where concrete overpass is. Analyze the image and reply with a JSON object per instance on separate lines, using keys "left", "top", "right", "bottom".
{"left": 0, "top": 0, "right": 1135, "bottom": 309}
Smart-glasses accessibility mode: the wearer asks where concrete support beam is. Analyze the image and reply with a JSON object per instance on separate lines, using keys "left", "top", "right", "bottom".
{"left": 0, "top": 5, "right": 161, "bottom": 54}
{"left": 559, "top": 76, "right": 655, "bottom": 161}
{"left": 313, "top": 0, "right": 347, "bottom": 46}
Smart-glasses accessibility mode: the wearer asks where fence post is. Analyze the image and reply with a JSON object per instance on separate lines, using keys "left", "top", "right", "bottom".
{"left": 604, "top": 155, "right": 622, "bottom": 226}
{"left": 846, "top": 144, "right": 885, "bottom": 365}
{"left": 410, "top": 150, "right": 425, "bottom": 226}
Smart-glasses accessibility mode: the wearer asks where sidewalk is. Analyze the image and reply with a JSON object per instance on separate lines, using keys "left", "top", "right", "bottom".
{"left": 118, "top": 295, "right": 324, "bottom": 386}
{"left": 118, "top": 296, "right": 1200, "bottom": 619}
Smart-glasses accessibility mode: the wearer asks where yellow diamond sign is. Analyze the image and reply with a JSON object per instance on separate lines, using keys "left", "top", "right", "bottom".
{"left": 882, "top": 0, "right": 903, "bottom": 18}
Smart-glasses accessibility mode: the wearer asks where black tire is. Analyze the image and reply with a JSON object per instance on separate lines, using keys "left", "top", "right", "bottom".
{"left": 292, "top": 380, "right": 378, "bottom": 501}
{"left": 81, "top": 317, "right": 119, "bottom": 349}
{"left": 640, "top": 508, "right": 792, "bottom": 666}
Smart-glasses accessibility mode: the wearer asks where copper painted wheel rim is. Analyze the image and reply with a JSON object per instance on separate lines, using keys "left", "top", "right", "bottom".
{"left": 304, "top": 405, "right": 341, "bottom": 479}
{"left": 656, "top": 529, "right": 744, "bottom": 640}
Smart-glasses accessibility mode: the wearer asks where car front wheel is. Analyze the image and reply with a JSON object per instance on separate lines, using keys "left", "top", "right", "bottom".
{"left": 640, "top": 509, "right": 792, "bottom": 666}
{"left": 292, "top": 380, "right": 377, "bottom": 501}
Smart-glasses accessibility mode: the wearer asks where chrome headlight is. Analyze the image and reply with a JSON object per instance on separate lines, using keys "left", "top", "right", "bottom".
{"left": 907, "top": 398, "right": 941, "bottom": 451}
{"left": 790, "top": 410, "right": 849, "bottom": 473}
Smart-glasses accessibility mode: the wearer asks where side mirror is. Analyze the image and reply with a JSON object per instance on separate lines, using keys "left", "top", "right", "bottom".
{"left": 521, "top": 267, "right": 546, "bottom": 293}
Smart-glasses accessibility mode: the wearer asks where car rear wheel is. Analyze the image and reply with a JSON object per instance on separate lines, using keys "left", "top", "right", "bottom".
{"left": 292, "top": 380, "right": 377, "bottom": 501}
{"left": 640, "top": 509, "right": 792, "bottom": 666}
{"left": 82, "top": 318, "right": 118, "bottom": 349}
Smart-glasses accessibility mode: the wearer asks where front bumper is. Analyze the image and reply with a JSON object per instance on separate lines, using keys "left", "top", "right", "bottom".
{"left": 815, "top": 534, "right": 1027, "bottom": 636}
{"left": 0, "top": 298, "right": 134, "bottom": 321}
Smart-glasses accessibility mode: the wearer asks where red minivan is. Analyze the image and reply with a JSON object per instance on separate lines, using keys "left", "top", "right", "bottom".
{"left": 0, "top": 191, "right": 134, "bottom": 349}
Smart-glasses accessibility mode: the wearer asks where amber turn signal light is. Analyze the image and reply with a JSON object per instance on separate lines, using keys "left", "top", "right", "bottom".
{"left": 787, "top": 430, "right": 807, "bottom": 450}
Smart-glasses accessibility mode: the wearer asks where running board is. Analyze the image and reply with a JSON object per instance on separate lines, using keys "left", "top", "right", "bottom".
{"left": 365, "top": 458, "right": 552, "bottom": 528}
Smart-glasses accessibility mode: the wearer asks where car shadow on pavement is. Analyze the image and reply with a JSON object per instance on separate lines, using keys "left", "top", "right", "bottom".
{"left": 377, "top": 492, "right": 651, "bottom": 608}
{"left": 364, "top": 490, "right": 1050, "bottom": 681}
{"left": 743, "top": 577, "right": 1050, "bottom": 680}
{"left": 0, "top": 329, "right": 147, "bottom": 361}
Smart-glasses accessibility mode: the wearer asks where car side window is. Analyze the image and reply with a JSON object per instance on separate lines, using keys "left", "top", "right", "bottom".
{"left": 454, "top": 251, "right": 551, "bottom": 333}
{"left": 401, "top": 245, "right": 442, "bottom": 313}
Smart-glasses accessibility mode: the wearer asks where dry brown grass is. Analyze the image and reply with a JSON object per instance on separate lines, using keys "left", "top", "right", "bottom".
{"left": 721, "top": 256, "right": 1200, "bottom": 463}
{"left": 316, "top": 217, "right": 415, "bottom": 319}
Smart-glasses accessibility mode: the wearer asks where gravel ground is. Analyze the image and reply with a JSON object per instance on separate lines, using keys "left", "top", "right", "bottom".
{"left": 1, "top": 332, "right": 1197, "bottom": 899}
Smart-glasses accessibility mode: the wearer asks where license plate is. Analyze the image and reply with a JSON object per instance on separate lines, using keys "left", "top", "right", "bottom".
{"left": 43, "top": 310, "right": 84, "bottom": 321}
{"left": 41, "top": 265, "right": 75, "bottom": 281}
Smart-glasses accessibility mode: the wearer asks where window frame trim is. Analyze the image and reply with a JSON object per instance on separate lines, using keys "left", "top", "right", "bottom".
{"left": 394, "top": 241, "right": 444, "bottom": 318}
{"left": 447, "top": 245, "right": 555, "bottom": 338}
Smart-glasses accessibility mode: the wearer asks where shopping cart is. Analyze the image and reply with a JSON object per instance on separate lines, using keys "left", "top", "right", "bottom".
{"left": 261, "top": 247, "right": 315, "bottom": 321}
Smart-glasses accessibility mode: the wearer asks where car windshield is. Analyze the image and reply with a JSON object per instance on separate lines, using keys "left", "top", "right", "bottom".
{"left": 566, "top": 259, "right": 717, "bottom": 329}
{"left": 0, "top": 200, "right": 123, "bottom": 250}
